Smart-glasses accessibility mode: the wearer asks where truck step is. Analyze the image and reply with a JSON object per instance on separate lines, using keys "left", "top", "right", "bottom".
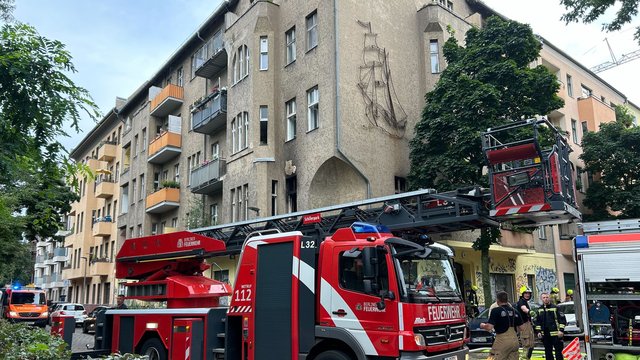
{"left": 212, "top": 348, "right": 225, "bottom": 354}
{"left": 217, "top": 332, "right": 225, "bottom": 338}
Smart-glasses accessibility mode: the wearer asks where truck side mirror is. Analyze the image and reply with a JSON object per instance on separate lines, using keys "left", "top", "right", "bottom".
{"left": 362, "top": 247, "right": 375, "bottom": 280}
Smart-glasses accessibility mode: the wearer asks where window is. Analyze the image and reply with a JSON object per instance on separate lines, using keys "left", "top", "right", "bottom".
{"left": 151, "top": 223, "right": 158, "bottom": 235}
{"left": 243, "top": 184, "right": 249, "bottom": 220}
{"left": 238, "top": 185, "right": 244, "bottom": 221}
{"left": 235, "top": 45, "right": 249, "bottom": 83}
{"left": 137, "top": 225, "right": 142, "bottom": 236}
{"left": 339, "top": 248, "right": 388, "bottom": 295}
{"left": 260, "top": 106, "right": 268, "bottom": 144}
{"left": 133, "top": 135, "right": 139, "bottom": 156}
{"left": 232, "top": 53, "right": 238, "bottom": 84}
{"left": 259, "top": 36, "right": 268, "bottom": 70}
{"left": 243, "top": 111, "right": 249, "bottom": 150}
{"left": 271, "top": 180, "right": 278, "bottom": 216}
{"left": 176, "top": 67, "right": 183, "bottom": 87}
{"left": 576, "top": 166, "right": 584, "bottom": 193}
{"left": 244, "top": 45, "right": 250, "bottom": 78}
{"left": 394, "top": 176, "right": 407, "bottom": 194}
{"left": 237, "top": 113, "right": 243, "bottom": 151}
{"left": 231, "top": 188, "right": 237, "bottom": 222}
{"left": 566, "top": 74, "right": 573, "bottom": 97}
{"left": 141, "top": 128, "right": 147, "bottom": 152}
{"left": 581, "top": 85, "right": 592, "bottom": 98}
{"left": 286, "top": 27, "right": 296, "bottom": 64}
{"left": 174, "top": 163, "right": 180, "bottom": 182}
{"left": 131, "top": 180, "right": 137, "bottom": 204}
{"left": 121, "top": 186, "right": 129, "bottom": 214}
{"left": 154, "top": 172, "right": 160, "bottom": 191}
{"left": 231, "top": 118, "right": 237, "bottom": 153}
{"left": 191, "top": 45, "right": 206, "bottom": 78}
{"left": 563, "top": 273, "right": 575, "bottom": 293}
{"left": 213, "top": 269, "right": 229, "bottom": 283}
{"left": 286, "top": 99, "right": 296, "bottom": 141}
{"left": 537, "top": 226, "right": 547, "bottom": 240}
{"left": 210, "top": 204, "right": 219, "bottom": 226}
{"left": 286, "top": 176, "right": 297, "bottom": 213}
{"left": 171, "top": 217, "right": 178, "bottom": 228}
{"left": 211, "top": 142, "right": 219, "bottom": 159}
{"left": 430, "top": 40, "right": 440, "bottom": 74}
{"left": 139, "top": 174, "right": 145, "bottom": 200}
{"left": 306, "top": 11, "right": 318, "bottom": 51}
{"left": 446, "top": 1, "right": 453, "bottom": 10}
{"left": 307, "top": 86, "right": 319, "bottom": 131}
{"left": 581, "top": 121, "right": 588, "bottom": 136}
{"left": 571, "top": 119, "right": 578, "bottom": 144}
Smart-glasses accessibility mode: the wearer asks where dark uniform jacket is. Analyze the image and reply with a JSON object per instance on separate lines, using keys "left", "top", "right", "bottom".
{"left": 533, "top": 303, "right": 566, "bottom": 336}
{"left": 516, "top": 297, "right": 531, "bottom": 323}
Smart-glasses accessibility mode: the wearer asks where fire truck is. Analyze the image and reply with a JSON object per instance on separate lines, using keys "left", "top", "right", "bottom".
{"left": 61, "top": 118, "right": 579, "bottom": 360}
{"left": 0, "top": 284, "right": 48, "bottom": 327}
{"left": 574, "top": 219, "right": 640, "bottom": 360}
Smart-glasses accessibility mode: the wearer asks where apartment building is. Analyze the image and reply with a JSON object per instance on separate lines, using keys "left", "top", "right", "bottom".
{"left": 61, "top": 0, "right": 637, "bottom": 304}
{"left": 62, "top": 109, "right": 122, "bottom": 305}
{"left": 32, "top": 235, "right": 68, "bottom": 302}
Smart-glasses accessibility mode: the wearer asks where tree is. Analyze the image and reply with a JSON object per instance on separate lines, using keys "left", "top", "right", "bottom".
{"left": 581, "top": 116, "right": 640, "bottom": 220}
{"left": 561, "top": 0, "right": 640, "bottom": 43}
{"left": 0, "top": 18, "right": 99, "bottom": 282}
{"left": 409, "top": 17, "right": 563, "bottom": 307}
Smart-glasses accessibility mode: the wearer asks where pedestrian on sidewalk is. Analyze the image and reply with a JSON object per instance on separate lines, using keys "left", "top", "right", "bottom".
{"left": 533, "top": 292, "right": 567, "bottom": 360}
{"left": 480, "top": 291, "right": 523, "bottom": 360}
{"left": 517, "top": 286, "right": 535, "bottom": 360}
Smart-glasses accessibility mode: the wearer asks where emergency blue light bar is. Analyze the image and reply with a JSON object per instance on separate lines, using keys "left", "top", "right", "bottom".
{"left": 575, "top": 235, "right": 588, "bottom": 249}
{"left": 351, "top": 222, "right": 390, "bottom": 234}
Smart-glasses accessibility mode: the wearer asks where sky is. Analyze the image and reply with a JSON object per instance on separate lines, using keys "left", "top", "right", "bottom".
{"left": 12, "top": 0, "right": 640, "bottom": 151}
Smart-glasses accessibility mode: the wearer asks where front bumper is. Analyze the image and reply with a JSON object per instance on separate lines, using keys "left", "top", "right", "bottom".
{"left": 400, "top": 346, "right": 468, "bottom": 360}
{"left": 8, "top": 318, "right": 48, "bottom": 326}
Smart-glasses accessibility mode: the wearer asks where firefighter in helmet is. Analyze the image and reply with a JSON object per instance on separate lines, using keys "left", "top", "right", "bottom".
{"left": 565, "top": 289, "right": 573, "bottom": 302}
{"left": 481, "top": 291, "right": 523, "bottom": 360}
{"left": 550, "top": 287, "right": 561, "bottom": 305}
{"left": 517, "top": 286, "right": 535, "bottom": 359}
{"left": 466, "top": 285, "right": 480, "bottom": 318}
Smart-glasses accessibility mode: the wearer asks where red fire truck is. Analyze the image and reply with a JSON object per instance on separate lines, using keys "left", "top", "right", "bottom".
{"left": 64, "top": 119, "right": 579, "bottom": 360}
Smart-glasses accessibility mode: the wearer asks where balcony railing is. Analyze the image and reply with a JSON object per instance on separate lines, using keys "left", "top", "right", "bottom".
{"left": 190, "top": 159, "right": 226, "bottom": 195}
{"left": 148, "top": 131, "right": 182, "bottom": 164}
{"left": 92, "top": 217, "right": 114, "bottom": 237}
{"left": 97, "top": 141, "right": 117, "bottom": 161}
{"left": 89, "top": 260, "right": 112, "bottom": 277}
{"left": 149, "top": 84, "right": 184, "bottom": 117}
{"left": 35, "top": 255, "right": 45, "bottom": 267}
{"left": 146, "top": 187, "right": 180, "bottom": 214}
{"left": 95, "top": 177, "right": 117, "bottom": 199}
{"left": 194, "top": 33, "right": 227, "bottom": 78}
{"left": 53, "top": 247, "right": 68, "bottom": 262}
{"left": 191, "top": 90, "right": 227, "bottom": 134}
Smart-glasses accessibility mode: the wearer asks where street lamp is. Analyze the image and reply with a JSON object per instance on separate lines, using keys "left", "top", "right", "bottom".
{"left": 80, "top": 256, "right": 88, "bottom": 304}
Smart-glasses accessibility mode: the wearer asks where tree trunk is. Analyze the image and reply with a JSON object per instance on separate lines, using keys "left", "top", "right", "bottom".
{"left": 481, "top": 232, "right": 492, "bottom": 309}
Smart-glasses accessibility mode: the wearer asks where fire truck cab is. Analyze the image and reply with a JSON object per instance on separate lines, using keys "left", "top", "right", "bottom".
{"left": 0, "top": 285, "right": 48, "bottom": 328}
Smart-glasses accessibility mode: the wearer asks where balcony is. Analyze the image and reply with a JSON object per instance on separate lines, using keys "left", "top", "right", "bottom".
{"left": 97, "top": 141, "right": 117, "bottom": 161}
{"left": 36, "top": 240, "right": 48, "bottom": 248}
{"left": 191, "top": 90, "right": 227, "bottom": 134}
{"left": 34, "top": 277, "right": 44, "bottom": 288}
{"left": 89, "top": 259, "right": 113, "bottom": 277}
{"left": 86, "top": 158, "right": 106, "bottom": 171}
{"left": 148, "top": 131, "right": 182, "bottom": 164}
{"left": 149, "top": 84, "right": 184, "bottom": 117}
{"left": 146, "top": 187, "right": 180, "bottom": 214}
{"left": 578, "top": 95, "right": 616, "bottom": 132}
{"left": 92, "top": 218, "right": 114, "bottom": 237}
{"left": 44, "top": 252, "right": 55, "bottom": 265}
{"left": 62, "top": 266, "right": 83, "bottom": 280}
{"left": 95, "top": 178, "right": 116, "bottom": 199}
{"left": 194, "top": 33, "right": 227, "bottom": 78}
{"left": 35, "top": 255, "right": 46, "bottom": 268}
{"left": 48, "top": 273, "right": 64, "bottom": 288}
{"left": 53, "top": 247, "right": 68, "bottom": 262}
{"left": 190, "top": 159, "right": 226, "bottom": 195}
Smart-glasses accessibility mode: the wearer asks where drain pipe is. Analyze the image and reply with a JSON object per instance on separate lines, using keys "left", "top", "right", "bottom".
{"left": 333, "top": 0, "right": 371, "bottom": 198}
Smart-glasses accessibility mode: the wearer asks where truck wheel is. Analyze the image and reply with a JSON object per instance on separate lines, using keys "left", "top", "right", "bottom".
{"left": 139, "top": 338, "right": 167, "bottom": 360}
{"left": 315, "top": 350, "right": 352, "bottom": 360}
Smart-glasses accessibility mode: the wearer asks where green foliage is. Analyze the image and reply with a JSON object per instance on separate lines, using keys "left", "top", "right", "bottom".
{"left": 161, "top": 180, "right": 180, "bottom": 189}
{"left": 88, "top": 354, "right": 149, "bottom": 360}
{"left": 409, "top": 17, "right": 562, "bottom": 307}
{"left": 614, "top": 104, "right": 635, "bottom": 128}
{"left": 580, "top": 120, "right": 640, "bottom": 219}
{"left": 561, "top": 0, "right": 640, "bottom": 43}
{"left": 0, "top": 320, "right": 71, "bottom": 360}
{"left": 185, "top": 197, "right": 211, "bottom": 229}
{"left": 0, "top": 0, "right": 14, "bottom": 23}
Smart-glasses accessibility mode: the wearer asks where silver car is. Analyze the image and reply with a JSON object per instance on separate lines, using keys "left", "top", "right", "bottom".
{"left": 557, "top": 301, "right": 584, "bottom": 338}
{"left": 50, "top": 303, "right": 87, "bottom": 326}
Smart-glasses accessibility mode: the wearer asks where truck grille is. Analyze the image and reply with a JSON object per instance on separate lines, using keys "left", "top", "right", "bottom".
{"left": 414, "top": 323, "right": 466, "bottom": 345}
{"left": 18, "top": 312, "right": 40, "bottom": 318}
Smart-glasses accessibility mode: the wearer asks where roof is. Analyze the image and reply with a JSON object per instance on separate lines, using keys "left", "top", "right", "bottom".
{"left": 69, "top": 108, "right": 118, "bottom": 160}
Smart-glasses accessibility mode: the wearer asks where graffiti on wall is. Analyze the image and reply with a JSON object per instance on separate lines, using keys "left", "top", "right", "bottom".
{"left": 490, "top": 257, "right": 517, "bottom": 273}
{"left": 517, "top": 264, "right": 558, "bottom": 296}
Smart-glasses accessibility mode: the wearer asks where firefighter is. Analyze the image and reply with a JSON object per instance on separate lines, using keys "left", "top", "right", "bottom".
{"left": 466, "top": 285, "right": 479, "bottom": 318}
{"left": 533, "top": 292, "right": 566, "bottom": 360}
{"left": 517, "top": 286, "right": 535, "bottom": 360}
{"left": 565, "top": 289, "right": 573, "bottom": 302}
{"left": 550, "top": 287, "right": 561, "bottom": 305}
{"left": 480, "top": 291, "right": 523, "bottom": 360}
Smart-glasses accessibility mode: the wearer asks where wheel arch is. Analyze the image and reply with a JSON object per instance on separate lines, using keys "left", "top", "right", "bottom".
{"left": 308, "top": 326, "right": 367, "bottom": 360}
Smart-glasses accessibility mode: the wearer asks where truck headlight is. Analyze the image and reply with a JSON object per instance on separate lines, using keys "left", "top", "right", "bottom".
{"left": 8, "top": 311, "right": 18, "bottom": 317}
{"left": 414, "top": 333, "right": 426, "bottom": 346}
{"left": 39, "top": 312, "right": 48, "bottom": 318}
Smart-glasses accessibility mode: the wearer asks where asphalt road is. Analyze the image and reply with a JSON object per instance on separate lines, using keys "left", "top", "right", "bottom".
{"left": 46, "top": 324, "right": 96, "bottom": 353}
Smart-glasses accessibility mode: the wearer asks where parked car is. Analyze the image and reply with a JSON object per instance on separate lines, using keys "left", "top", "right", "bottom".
{"left": 49, "top": 303, "right": 87, "bottom": 327}
{"left": 47, "top": 302, "right": 67, "bottom": 326}
{"left": 557, "top": 301, "right": 584, "bottom": 338}
{"left": 468, "top": 302, "right": 540, "bottom": 347}
{"left": 82, "top": 306, "right": 108, "bottom": 334}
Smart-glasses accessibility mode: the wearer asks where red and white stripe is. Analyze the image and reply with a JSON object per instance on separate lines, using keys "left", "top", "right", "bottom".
{"left": 562, "top": 337, "right": 582, "bottom": 360}
{"left": 227, "top": 305, "right": 252, "bottom": 313}
{"left": 491, "top": 203, "right": 551, "bottom": 216}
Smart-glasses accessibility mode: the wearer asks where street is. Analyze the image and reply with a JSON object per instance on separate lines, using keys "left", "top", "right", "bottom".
{"left": 47, "top": 325, "right": 96, "bottom": 353}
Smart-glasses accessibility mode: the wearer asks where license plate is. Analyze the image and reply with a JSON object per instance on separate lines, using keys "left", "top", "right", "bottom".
{"left": 472, "top": 337, "right": 487, "bottom": 342}
{"left": 444, "top": 356, "right": 458, "bottom": 360}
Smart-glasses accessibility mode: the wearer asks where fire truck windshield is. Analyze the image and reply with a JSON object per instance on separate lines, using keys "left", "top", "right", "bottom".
{"left": 389, "top": 241, "right": 461, "bottom": 304}
{"left": 11, "top": 292, "right": 46, "bottom": 305}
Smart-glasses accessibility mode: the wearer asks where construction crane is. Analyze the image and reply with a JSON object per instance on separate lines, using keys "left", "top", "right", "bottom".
{"left": 590, "top": 38, "right": 640, "bottom": 73}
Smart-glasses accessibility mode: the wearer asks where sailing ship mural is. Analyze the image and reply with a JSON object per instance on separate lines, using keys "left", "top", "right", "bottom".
{"left": 357, "top": 20, "right": 408, "bottom": 139}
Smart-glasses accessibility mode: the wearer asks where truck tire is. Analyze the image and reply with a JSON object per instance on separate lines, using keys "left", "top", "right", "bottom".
{"left": 139, "top": 337, "right": 167, "bottom": 360}
{"left": 315, "top": 350, "right": 352, "bottom": 360}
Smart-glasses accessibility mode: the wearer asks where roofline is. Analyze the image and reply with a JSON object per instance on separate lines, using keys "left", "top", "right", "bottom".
{"left": 69, "top": 108, "right": 118, "bottom": 160}
{"left": 117, "top": 0, "right": 238, "bottom": 115}
{"left": 465, "top": 0, "right": 627, "bottom": 102}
